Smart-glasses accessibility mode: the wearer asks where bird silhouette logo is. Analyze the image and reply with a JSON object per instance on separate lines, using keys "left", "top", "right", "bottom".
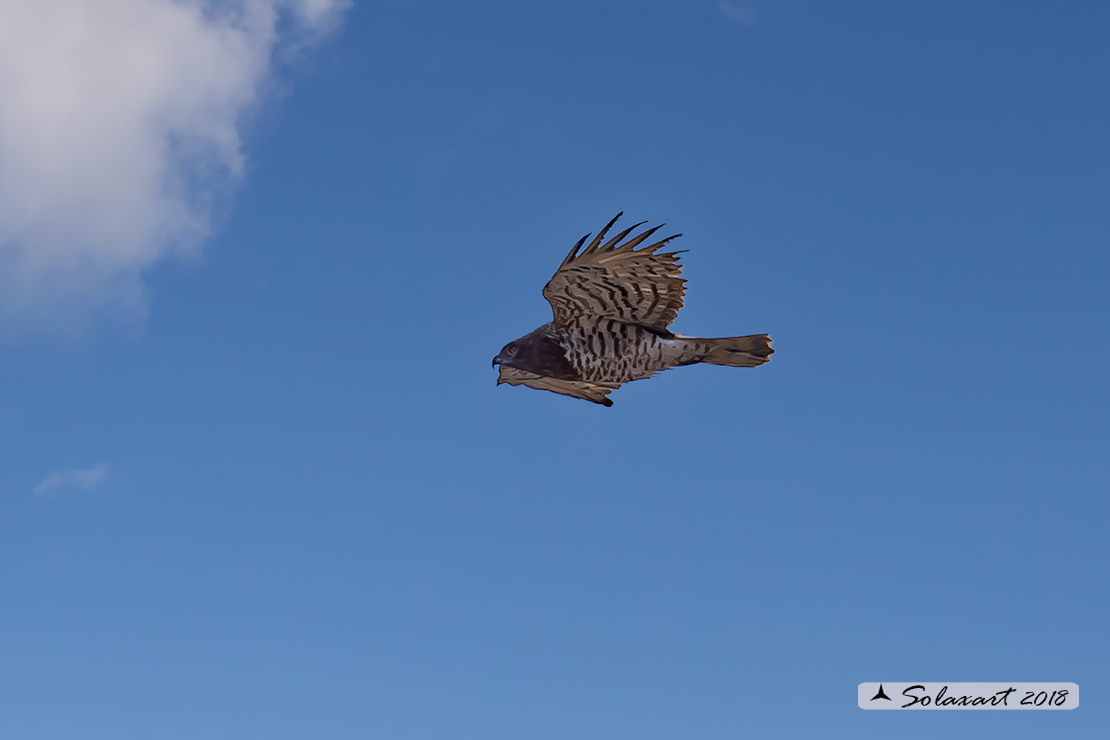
{"left": 871, "top": 684, "right": 892, "bottom": 701}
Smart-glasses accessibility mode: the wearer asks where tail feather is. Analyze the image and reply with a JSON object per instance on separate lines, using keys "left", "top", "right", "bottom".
{"left": 692, "top": 333, "right": 773, "bottom": 367}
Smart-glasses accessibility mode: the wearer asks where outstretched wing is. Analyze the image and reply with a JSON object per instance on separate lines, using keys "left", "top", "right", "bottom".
{"left": 542, "top": 213, "right": 686, "bottom": 332}
{"left": 497, "top": 366, "right": 619, "bottom": 407}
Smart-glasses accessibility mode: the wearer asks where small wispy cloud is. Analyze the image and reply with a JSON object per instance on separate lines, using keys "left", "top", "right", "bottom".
{"left": 33, "top": 464, "right": 109, "bottom": 495}
{"left": 718, "top": 0, "right": 758, "bottom": 26}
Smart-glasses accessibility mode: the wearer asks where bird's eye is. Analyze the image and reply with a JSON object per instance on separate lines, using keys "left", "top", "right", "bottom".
{"left": 505, "top": 345, "right": 516, "bottom": 356}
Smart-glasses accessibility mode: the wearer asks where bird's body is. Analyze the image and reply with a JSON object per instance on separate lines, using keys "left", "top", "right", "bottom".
{"left": 553, "top": 319, "right": 723, "bottom": 382}
{"left": 493, "top": 214, "right": 772, "bottom": 406}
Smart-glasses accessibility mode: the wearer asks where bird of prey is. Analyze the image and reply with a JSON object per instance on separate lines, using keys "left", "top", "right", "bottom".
{"left": 493, "top": 213, "right": 773, "bottom": 406}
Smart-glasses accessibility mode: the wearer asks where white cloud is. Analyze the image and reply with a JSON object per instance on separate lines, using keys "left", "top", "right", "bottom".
{"left": 718, "top": 0, "right": 758, "bottom": 26}
{"left": 0, "top": 0, "right": 349, "bottom": 336}
{"left": 33, "top": 463, "right": 109, "bottom": 494}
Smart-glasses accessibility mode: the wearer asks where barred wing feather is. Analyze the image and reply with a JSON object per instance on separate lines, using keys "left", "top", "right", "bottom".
{"left": 542, "top": 213, "right": 686, "bottom": 332}
{"left": 497, "top": 366, "right": 619, "bottom": 407}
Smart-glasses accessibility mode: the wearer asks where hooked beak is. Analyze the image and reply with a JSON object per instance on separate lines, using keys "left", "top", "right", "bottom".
{"left": 492, "top": 356, "right": 500, "bottom": 368}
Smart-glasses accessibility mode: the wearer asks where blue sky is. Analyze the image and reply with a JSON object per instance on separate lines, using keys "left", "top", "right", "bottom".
{"left": 1, "top": 1, "right": 1108, "bottom": 738}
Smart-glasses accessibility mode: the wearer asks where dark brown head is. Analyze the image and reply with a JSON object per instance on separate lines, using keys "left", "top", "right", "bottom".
{"left": 492, "top": 324, "right": 577, "bottom": 380}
